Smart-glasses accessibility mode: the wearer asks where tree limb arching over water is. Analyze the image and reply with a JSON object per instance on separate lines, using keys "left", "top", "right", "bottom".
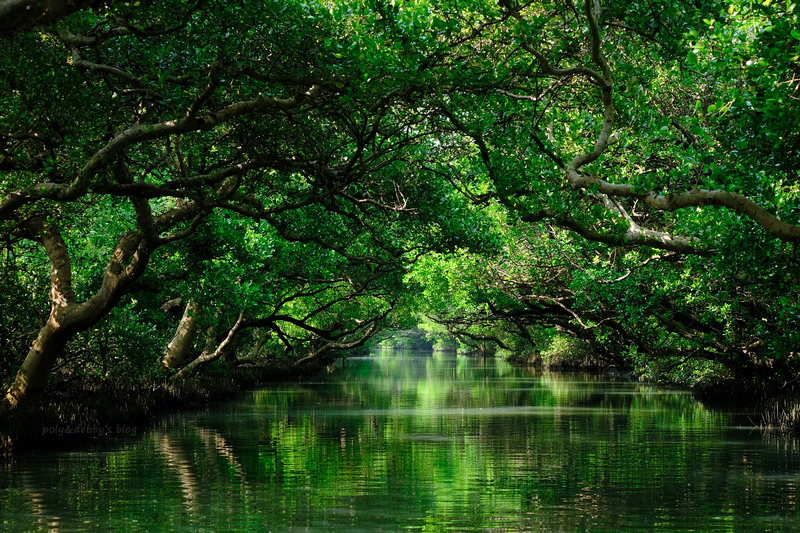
{"left": 1, "top": 0, "right": 800, "bottom": 407}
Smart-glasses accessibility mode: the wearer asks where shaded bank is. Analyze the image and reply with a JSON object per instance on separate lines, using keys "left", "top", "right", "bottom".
{"left": 0, "top": 364, "right": 327, "bottom": 458}
{"left": 509, "top": 348, "right": 800, "bottom": 436}
{"left": 3, "top": 351, "right": 797, "bottom": 458}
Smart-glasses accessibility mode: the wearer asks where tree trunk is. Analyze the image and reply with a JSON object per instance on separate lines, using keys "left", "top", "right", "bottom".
{"left": 162, "top": 300, "right": 201, "bottom": 370}
{"left": 172, "top": 312, "right": 245, "bottom": 380}
{"left": 247, "top": 330, "right": 271, "bottom": 359}
{"left": 3, "top": 187, "right": 204, "bottom": 406}
{"left": 3, "top": 318, "right": 72, "bottom": 405}
{"left": 3, "top": 215, "right": 153, "bottom": 407}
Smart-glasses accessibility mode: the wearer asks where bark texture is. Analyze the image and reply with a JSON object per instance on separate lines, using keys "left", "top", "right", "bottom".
{"left": 172, "top": 312, "right": 245, "bottom": 380}
{"left": 3, "top": 215, "right": 153, "bottom": 407}
{"left": 161, "top": 300, "right": 201, "bottom": 370}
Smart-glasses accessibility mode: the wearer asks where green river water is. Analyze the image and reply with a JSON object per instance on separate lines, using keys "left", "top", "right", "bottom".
{"left": 2, "top": 352, "right": 800, "bottom": 531}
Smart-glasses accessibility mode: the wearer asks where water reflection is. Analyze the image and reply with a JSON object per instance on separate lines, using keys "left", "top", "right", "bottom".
{"left": 2, "top": 353, "right": 800, "bottom": 531}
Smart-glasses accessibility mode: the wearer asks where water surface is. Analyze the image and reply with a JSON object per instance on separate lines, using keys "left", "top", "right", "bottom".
{"left": 2, "top": 353, "right": 800, "bottom": 531}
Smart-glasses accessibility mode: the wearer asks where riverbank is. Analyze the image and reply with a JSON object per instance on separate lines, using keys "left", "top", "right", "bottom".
{"left": 4, "top": 355, "right": 796, "bottom": 458}
{"left": 507, "top": 348, "right": 799, "bottom": 434}
{"left": 0, "top": 364, "right": 326, "bottom": 458}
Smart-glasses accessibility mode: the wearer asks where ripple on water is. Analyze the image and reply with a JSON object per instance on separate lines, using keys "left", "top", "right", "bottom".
{"left": 3, "top": 356, "right": 800, "bottom": 532}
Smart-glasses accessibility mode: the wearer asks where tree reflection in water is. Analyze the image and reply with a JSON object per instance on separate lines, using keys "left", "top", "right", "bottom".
{"left": 2, "top": 354, "right": 799, "bottom": 531}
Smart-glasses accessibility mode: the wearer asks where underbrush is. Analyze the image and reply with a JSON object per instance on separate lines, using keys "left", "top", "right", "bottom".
{"left": 539, "top": 336, "right": 612, "bottom": 371}
{"left": 759, "top": 400, "right": 800, "bottom": 434}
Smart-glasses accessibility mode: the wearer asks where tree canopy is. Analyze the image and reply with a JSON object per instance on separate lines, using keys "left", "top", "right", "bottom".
{"left": 1, "top": 0, "right": 799, "bottom": 406}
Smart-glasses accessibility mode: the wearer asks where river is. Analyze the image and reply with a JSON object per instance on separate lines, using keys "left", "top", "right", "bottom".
{"left": 2, "top": 352, "right": 799, "bottom": 531}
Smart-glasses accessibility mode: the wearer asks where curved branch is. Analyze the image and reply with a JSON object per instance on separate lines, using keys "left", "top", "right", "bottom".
{"left": 20, "top": 216, "right": 76, "bottom": 308}
{"left": 566, "top": 169, "right": 800, "bottom": 242}
{"left": 521, "top": 206, "right": 713, "bottom": 255}
{"left": 292, "top": 307, "right": 390, "bottom": 367}
{"left": 584, "top": 0, "right": 612, "bottom": 83}
{"left": 511, "top": 0, "right": 612, "bottom": 91}
{"left": 597, "top": 253, "right": 680, "bottom": 284}
{"left": 519, "top": 43, "right": 609, "bottom": 89}
{"left": 449, "top": 328, "right": 512, "bottom": 352}
{"left": 0, "top": 85, "right": 324, "bottom": 220}
{"left": 172, "top": 311, "right": 245, "bottom": 380}
{"left": 70, "top": 48, "right": 145, "bottom": 84}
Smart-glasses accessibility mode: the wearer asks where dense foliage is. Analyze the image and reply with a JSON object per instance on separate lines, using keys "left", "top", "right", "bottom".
{"left": 1, "top": 0, "right": 799, "bottom": 406}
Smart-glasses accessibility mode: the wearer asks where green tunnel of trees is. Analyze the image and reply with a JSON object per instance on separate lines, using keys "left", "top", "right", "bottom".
{"left": 1, "top": 0, "right": 799, "bottom": 406}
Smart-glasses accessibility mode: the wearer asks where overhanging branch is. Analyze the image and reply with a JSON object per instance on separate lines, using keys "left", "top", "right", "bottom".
{"left": 567, "top": 169, "right": 800, "bottom": 243}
